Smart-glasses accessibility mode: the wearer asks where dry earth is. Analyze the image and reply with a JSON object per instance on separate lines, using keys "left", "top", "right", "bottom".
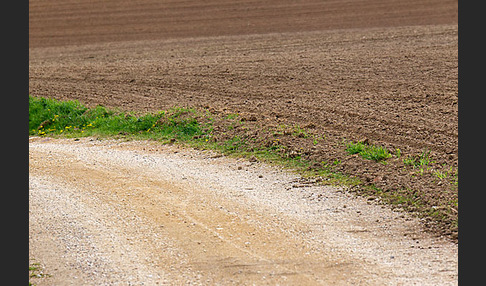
{"left": 29, "top": 137, "right": 458, "bottom": 285}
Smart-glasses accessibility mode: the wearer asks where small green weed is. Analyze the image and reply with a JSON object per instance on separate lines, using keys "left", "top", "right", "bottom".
{"left": 403, "top": 149, "right": 434, "bottom": 168}
{"left": 29, "top": 260, "right": 50, "bottom": 285}
{"left": 433, "top": 166, "right": 458, "bottom": 187}
{"left": 395, "top": 148, "right": 402, "bottom": 158}
{"left": 345, "top": 141, "right": 391, "bottom": 162}
{"left": 225, "top": 113, "right": 239, "bottom": 120}
{"left": 434, "top": 169, "right": 448, "bottom": 180}
{"left": 292, "top": 125, "right": 310, "bottom": 138}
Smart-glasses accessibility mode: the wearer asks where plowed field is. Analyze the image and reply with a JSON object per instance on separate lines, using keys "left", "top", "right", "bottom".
{"left": 29, "top": 0, "right": 458, "bottom": 238}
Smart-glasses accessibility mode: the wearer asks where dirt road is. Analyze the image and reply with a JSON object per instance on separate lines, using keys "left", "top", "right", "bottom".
{"left": 29, "top": 137, "right": 457, "bottom": 285}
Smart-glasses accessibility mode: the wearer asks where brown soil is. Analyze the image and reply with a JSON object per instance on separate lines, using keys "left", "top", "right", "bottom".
{"left": 29, "top": 0, "right": 457, "bottom": 48}
{"left": 29, "top": 0, "right": 458, "bottom": 239}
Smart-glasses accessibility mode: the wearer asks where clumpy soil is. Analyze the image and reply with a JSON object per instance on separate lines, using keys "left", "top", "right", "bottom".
{"left": 29, "top": 0, "right": 458, "bottom": 240}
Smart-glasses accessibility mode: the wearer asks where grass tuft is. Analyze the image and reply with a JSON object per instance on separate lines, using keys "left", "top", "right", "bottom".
{"left": 403, "top": 149, "right": 434, "bottom": 168}
{"left": 345, "top": 141, "right": 391, "bottom": 162}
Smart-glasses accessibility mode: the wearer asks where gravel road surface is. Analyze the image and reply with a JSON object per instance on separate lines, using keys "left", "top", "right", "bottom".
{"left": 29, "top": 137, "right": 457, "bottom": 285}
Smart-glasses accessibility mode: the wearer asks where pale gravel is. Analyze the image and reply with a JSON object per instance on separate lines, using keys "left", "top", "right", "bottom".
{"left": 29, "top": 137, "right": 457, "bottom": 285}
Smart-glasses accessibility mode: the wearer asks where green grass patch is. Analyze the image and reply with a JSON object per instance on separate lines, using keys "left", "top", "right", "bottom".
{"left": 29, "top": 96, "right": 205, "bottom": 141}
{"left": 29, "top": 96, "right": 89, "bottom": 135}
{"left": 345, "top": 141, "right": 391, "bottom": 162}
